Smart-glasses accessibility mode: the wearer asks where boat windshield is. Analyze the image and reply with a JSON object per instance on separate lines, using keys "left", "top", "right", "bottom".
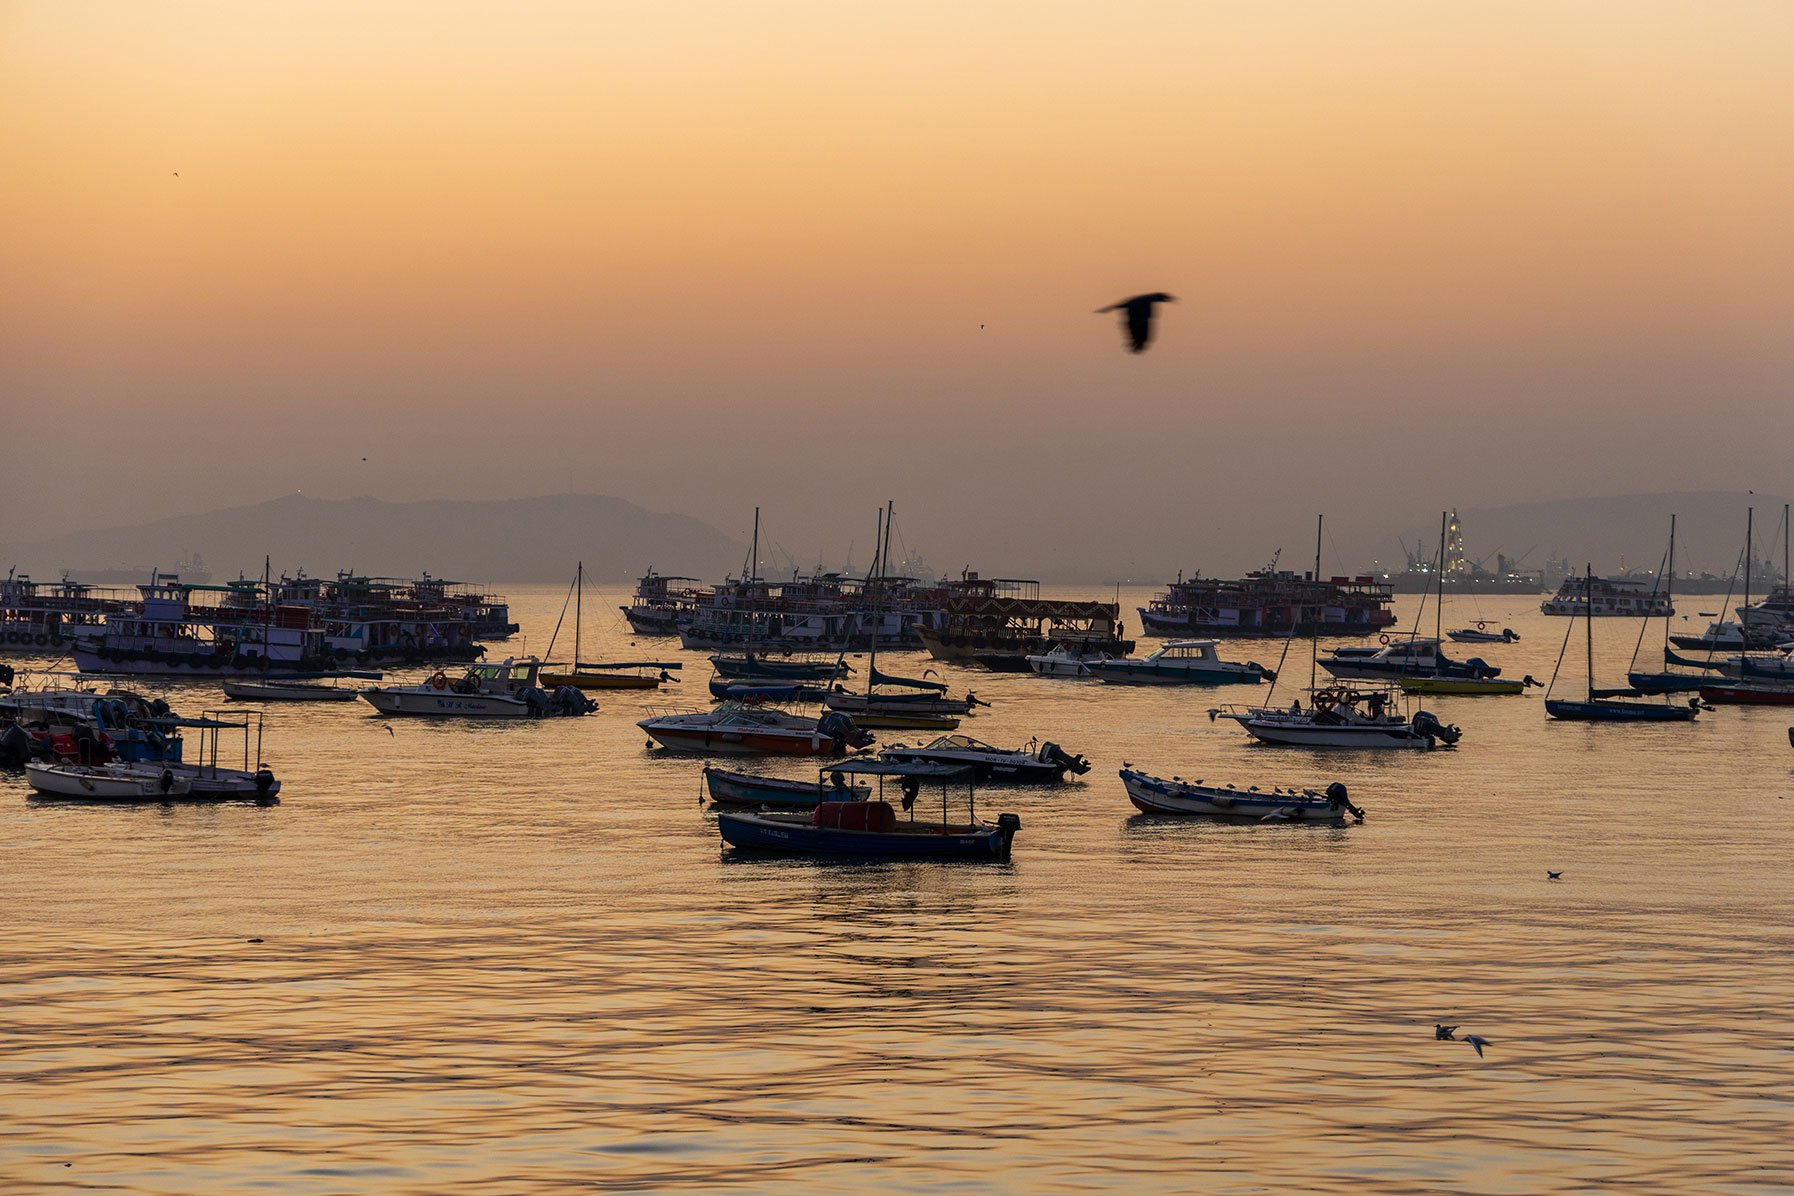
{"left": 925, "top": 733, "right": 995, "bottom": 751}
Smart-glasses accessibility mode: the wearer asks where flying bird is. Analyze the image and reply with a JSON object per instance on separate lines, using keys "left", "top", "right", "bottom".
{"left": 1464, "top": 1035, "right": 1491, "bottom": 1057}
{"left": 1096, "top": 292, "right": 1176, "bottom": 353}
{"left": 1547, "top": 870, "right": 1563, "bottom": 880}
{"left": 381, "top": 724, "right": 395, "bottom": 737}
{"left": 1435, "top": 1024, "right": 1458, "bottom": 1040}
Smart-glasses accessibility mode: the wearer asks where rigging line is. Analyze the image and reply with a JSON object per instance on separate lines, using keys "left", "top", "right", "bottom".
{"left": 1544, "top": 597, "right": 1577, "bottom": 700}
{"left": 1627, "top": 542, "right": 1671, "bottom": 674}
{"left": 1260, "top": 629, "right": 1298, "bottom": 707}
{"left": 541, "top": 569, "right": 578, "bottom": 662}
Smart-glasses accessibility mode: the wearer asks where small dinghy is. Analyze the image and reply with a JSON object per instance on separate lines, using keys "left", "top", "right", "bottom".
{"left": 716, "top": 760, "right": 1020, "bottom": 861}
{"left": 26, "top": 761, "right": 193, "bottom": 800}
{"left": 1119, "top": 767, "right": 1364, "bottom": 821}
{"left": 703, "top": 764, "right": 872, "bottom": 808}
{"left": 222, "top": 679, "right": 361, "bottom": 702}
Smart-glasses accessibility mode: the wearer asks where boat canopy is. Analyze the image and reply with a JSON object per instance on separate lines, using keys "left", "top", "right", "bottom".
{"left": 827, "top": 759, "right": 973, "bottom": 779}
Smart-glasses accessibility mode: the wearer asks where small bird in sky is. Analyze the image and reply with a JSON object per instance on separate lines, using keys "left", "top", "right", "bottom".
{"left": 1096, "top": 292, "right": 1176, "bottom": 353}
{"left": 173, "top": 172, "right": 179, "bottom": 177}
{"left": 1435, "top": 1024, "right": 1458, "bottom": 1040}
{"left": 1464, "top": 1035, "right": 1491, "bottom": 1057}
{"left": 1547, "top": 870, "right": 1563, "bottom": 880}
{"left": 361, "top": 457, "right": 368, "bottom": 462}
{"left": 381, "top": 723, "right": 395, "bottom": 737}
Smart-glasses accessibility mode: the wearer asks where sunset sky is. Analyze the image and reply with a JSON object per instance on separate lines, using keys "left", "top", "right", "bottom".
{"left": 3, "top": 1, "right": 1791, "bottom": 573}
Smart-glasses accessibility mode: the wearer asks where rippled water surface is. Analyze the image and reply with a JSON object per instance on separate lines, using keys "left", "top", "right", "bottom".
{"left": 4, "top": 586, "right": 1792, "bottom": 1193}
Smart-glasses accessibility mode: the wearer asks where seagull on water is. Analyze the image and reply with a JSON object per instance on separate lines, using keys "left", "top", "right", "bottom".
{"left": 1464, "top": 1035, "right": 1491, "bottom": 1057}
{"left": 1547, "top": 870, "right": 1563, "bottom": 880}
{"left": 1435, "top": 1024, "right": 1458, "bottom": 1040}
{"left": 1095, "top": 292, "right": 1176, "bottom": 353}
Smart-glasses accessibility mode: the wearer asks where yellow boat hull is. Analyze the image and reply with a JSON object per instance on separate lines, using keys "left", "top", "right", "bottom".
{"left": 1397, "top": 676, "right": 1525, "bottom": 696}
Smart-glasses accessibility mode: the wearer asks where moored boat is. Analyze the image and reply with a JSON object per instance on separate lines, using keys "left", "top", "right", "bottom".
{"left": 1446, "top": 624, "right": 1518, "bottom": 643}
{"left": 25, "top": 761, "right": 193, "bottom": 800}
{"left": 1119, "top": 767, "right": 1364, "bottom": 821}
{"left": 1211, "top": 685, "right": 1461, "bottom": 749}
{"left": 1025, "top": 644, "right": 1109, "bottom": 678}
{"left": 360, "top": 658, "right": 597, "bottom": 718}
{"left": 715, "top": 760, "right": 1019, "bottom": 860}
{"left": 639, "top": 703, "right": 873, "bottom": 756}
{"left": 222, "top": 679, "right": 362, "bottom": 702}
{"left": 1085, "top": 639, "right": 1272, "bottom": 686}
{"left": 702, "top": 764, "right": 871, "bottom": 807}
{"left": 878, "top": 733, "right": 1090, "bottom": 782}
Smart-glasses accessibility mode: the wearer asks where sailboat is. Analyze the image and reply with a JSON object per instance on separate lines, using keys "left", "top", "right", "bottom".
{"left": 1625, "top": 515, "right": 1711, "bottom": 695}
{"left": 539, "top": 563, "right": 681, "bottom": 690}
{"left": 1700, "top": 505, "right": 1794, "bottom": 705}
{"left": 1545, "top": 561, "right": 1699, "bottom": 722}
{"left": 820, "top": 503, "right": 983, "bottom": 731}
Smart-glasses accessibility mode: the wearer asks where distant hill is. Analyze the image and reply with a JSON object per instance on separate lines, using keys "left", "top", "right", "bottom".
{"left": 0, "top": 493, "right": 745, "bottom": 584}
{"left": 1385, "top": 491, "right": 1791, "bottom": 578}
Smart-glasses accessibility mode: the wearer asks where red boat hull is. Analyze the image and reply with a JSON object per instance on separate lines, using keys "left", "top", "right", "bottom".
{"left": 1699, "top": 685, "right": 1794, "bottom": 705}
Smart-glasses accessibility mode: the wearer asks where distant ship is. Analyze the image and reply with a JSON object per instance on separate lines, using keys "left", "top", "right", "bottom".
{"left": 1138, "top": 569, "right": 1396, "bottom": 638}
{"left": 1541, "top": 575, "right": 1673, "bottom": 617}
{"left": 1374, "top": 511, "right": 1541, "bottom": 594}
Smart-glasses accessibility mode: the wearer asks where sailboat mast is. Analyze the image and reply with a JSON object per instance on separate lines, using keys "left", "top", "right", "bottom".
{"left": 574, "top": 561, "right": 582, "bottom": 667}
{"left": 1743, "top": 506, "right": 1753, "bottom": 667}
{"left": 1664, "top": 515, "right": 1675, "bottom": 652}
{"left": 1436, "top": 510, "right": 1446, "bottom": 645}
{"left": 1309, "top": 514, "right": 1323, "bottom": 691}
{"left": 1585, "top": 562, "right": 1595, "bottom": 702}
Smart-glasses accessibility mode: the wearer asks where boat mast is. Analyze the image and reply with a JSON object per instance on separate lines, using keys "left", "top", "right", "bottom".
{"left": 574, "top": 561, "right": 582, "bottom": 669}
{"left": 1435, "top": 510, "right": 1446, "bottom": 648}
{"left": 1584, "top": 561, "right": 1594, "bottom": 702}
{"left": 1309, "top": 514, "right": 1322, "bottom": 691}
{"left": 1743, "top": 506, "right": 1753, "bottom": 668}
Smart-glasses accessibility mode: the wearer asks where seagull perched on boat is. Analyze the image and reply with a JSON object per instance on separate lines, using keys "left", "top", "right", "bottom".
{"left": 1435, "top": 1024, "right": 1458, "bottom": 1040}
{"left": 1095, "top": 292, "right": 1176, "bottom": 353}
{"left": 1464, "top": 1035, "right": 1491, "bottom": 1057}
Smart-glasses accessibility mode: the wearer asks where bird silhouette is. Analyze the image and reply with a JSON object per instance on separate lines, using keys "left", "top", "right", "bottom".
{"left": 1435, "top": 1024, "right": 1458, "bottom": 1040}
{"left": 1096, "top": 292, "right": 1176, "bottom": 353}
{"left": 381, "top": 724, "right": 395, "bottom": 737}
{"left": 1464, "top": 1035, "right": 1491, "bottom": 1057}
{"left": 1547, "top": 870, "right": 1563, "bottom": 880}
{"left": 172, "top": 172, "right": 179, "bottom": 177}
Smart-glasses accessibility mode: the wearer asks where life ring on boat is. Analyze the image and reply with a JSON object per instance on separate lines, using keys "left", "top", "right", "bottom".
{"left": 429, "top": 671, "right": 449, "bottom": 690}
{"left": 3, "top": 631, "right": 18, "bottom": 644}
{"left": 1378, "top": 633, "right": 1390, "bottom": 645}
{"left": 1311, "top": 691, "right": 1337, "bottom": 713}
{"left": 1476, "top": 621, "right": 1487, "bottom": 631}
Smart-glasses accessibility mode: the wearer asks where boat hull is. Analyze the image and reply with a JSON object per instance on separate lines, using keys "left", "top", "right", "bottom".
{"left": 360, "top": 689, "right": 533, "bottom": 718}
{"left": 876, "top": 749, "right": 1067, "bottom": 782}
{"left": 1545, "top": 698, "right": 1698, "bottom": 721}
{"left": 538, "top": 671, "right": 660, "bottom": 691}
{"left": 25, "top": 762, "right": 194, "bottom": 799}
{"left": 1697, "top": 684, "right": 1794, "bottom": 705}
{"left": 641, "top": 724, "right": 851, "bottom": 756}
{"left": 716, "top": 810, "right": 1017, "bottom": 860}
{"left": 1087, "top": 663, "right": 1264, "bottom": 686}
{"left": 1221, "top": 714, "right": 1437, "bottom": 749}
{"left": 1119, "top": 770, "right": 1350, "bottom": 820}
{"left": 703, "top": 767, "right": 870, "bottom": 807}
{"left": 221, "top": 680, "right": 359, "bottom": 702}
{"left": 1398, "top": 676, "right": 1525, "bottom": 695}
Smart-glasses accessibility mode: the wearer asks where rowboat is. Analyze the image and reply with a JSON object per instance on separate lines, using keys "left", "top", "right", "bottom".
{"left": 1119, "top": 767, "right": 1364, "bottom": 821}
{"left": 222, "top": 679, "right": 360, "bottom": 702}
{"left": 25, "top": 761, "right": 194, "bottom": 800}
{"left": 702, "top": 765, "right": 871, "bottom": 807}
{"left": 715, "top": 760, "right": 1020, "bottom": 861}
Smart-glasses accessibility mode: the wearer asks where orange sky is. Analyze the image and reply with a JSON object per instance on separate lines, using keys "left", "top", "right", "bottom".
{"left": 3, "top": 1, "right": 1791, "bottom": 569}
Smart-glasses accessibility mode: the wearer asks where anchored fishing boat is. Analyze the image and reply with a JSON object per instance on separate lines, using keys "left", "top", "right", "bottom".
{"left": 539, "top": 564, "right": 680, "bottom": 691}
{"left": 715, "top": 759, "right": 1020, "bottom": 861}
{"left": 222, "top": 679, "right": 362, "bottom": 701}
{"left": 1086, "top": 639, "right": 1272, "bottom": 686}
{"left": 360, "top": 658, "right": 597, "bottom": 718}
{"left": 878, "top": 733, "right": 1090, "bottom": 782}
{"left": 639, "top": 702, "right": 873, "bottom": 756}
{"left": 702, "top": 764, "right": 871, "bottom": 807}
{"left": 1118, "top": 767, "right": 1364, "bottom": 821}
{"left": 1211, "top": 685, "right": 1461, "bottom": 749}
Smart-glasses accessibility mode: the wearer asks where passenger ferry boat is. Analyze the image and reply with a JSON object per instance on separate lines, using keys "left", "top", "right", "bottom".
{"left": 917, "top": 573, "right": 1132, "bottom": 670}
{"left": 620, "top": 570, "right": 707, "bottom": 636}
{"left": 1138, "top": 569, "right": 1397, "bottom": 638}
{"left": 1540, "top": 575, "right": 1673, "bottom": 617}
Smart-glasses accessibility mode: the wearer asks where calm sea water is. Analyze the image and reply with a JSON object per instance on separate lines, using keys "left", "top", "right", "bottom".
{"left": 3, "top": 585, "right": 1791, "bottom": 1194}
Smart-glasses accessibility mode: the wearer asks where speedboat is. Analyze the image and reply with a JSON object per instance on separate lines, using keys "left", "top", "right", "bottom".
{"left": 1320, "top": 638, "right": 1503, "bottom": 684}
{"left": 703, "top": 764, "right": 872, "bottom": 807}
{"left": 1119, "top": 767, "right": 1364, "bottom": 821}
{"left": 25, "top": 761, "right": 193, "bottom": 800}
{"left": 1026, "top": 644, "right": 1110, "bottom": 678}
{"left": 639, "top": 702, "right": 873, "bottom": 755}
{"left": 360, "top": 658, "right": 597, "bottom": 718}
{"left": 715, "top": 759, "right": 1020, "bottom": 860}
{"left": 1447, "top": 624, "right": 1518, "bottom": 644}
{"left": 878, "top": 733, "right": 1090, "bottom": 782}
{"left": 1210, "top": 686, "right": 1461, "bottom": 749}
{"left": 1084, "top": 640, "right": 1272, "bottom": 686}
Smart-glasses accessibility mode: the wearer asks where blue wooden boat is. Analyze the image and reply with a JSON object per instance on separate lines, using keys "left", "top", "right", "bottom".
{"left": 703, "top": 764, "right": 870, "bottom": 808}
{"left": 715, "top": 760, "right": 1019, "bottom": 860}
{"left": 709, "top": 653, "right": 849, "bottom": 682}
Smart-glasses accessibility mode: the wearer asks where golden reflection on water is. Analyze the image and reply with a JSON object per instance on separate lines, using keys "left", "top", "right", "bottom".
{"left": 2, "top": 587, "right": 1792, "bottom": 1193}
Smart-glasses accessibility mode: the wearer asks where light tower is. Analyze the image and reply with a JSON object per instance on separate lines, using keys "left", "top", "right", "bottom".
{"left": 1445, "top": 509, "right": 1469, "bottom": 577}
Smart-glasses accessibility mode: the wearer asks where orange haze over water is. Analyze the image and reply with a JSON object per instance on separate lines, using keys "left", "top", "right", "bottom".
{"left": 3, "top": 2, "right": 1791, "bottom": 569}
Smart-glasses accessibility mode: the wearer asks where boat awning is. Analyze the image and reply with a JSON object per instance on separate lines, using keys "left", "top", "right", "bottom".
{"left": 826, "top": 759, "right": 973, "bottom": 779}
{"left": 162, "top": 716, "right": 253, "bottom": 729}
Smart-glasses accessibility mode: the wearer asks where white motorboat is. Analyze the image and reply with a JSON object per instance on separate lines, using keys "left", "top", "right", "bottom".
{"left": 111, "top": 759, "right": 280, "bottom": 798}
{"left": 638, "top": 702, "right": 874, "bottom": 756}
{"left": 25, "top": 761, "right": 193, "bottom": 800}
{"left": 1320, "top": 637, "right": 1504, "bottom": 684}
{"left": 1085, "top": 639, "right": 1272, "bottom": 686}
{"left": 1026, "top": 644, "right": 1110, "bottom": 678}
{"left": 1210, "top": 685, "right": 1461, "bottom": 749}
{"left": 1119, "top": 767, "right": 1364, "bottom": 821}
{"left": 360, "top": 658, "right": 596, "bottom": 718}
{"left": 1446, "top": 624, "right": 1518, "bottom": 644}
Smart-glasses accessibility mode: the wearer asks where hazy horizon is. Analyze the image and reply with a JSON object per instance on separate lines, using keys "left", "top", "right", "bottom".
{"left": 4, "top": 2, "right": 1791, "bottom": 574}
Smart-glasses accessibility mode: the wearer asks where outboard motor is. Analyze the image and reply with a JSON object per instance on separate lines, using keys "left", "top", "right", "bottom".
{"left": 253, "top": 766, "right": 277, "bottom": 796}
{"left": 1041, "top": 742, "right": 1092, "bottom": 775}
{"left": 521, "top": 686, "right": 549, "bottom": 717}
{"left": 816, "top": 710, "right": 856, "bottom": 753}
{"left": 149, "top": 697, "right": 172, "bottom": 718}
{"left": 158, "top": 768, "right": 176, "bottom": 795}
{"left": 1503, "top": 628, "right": 1519, "bottom": 642}
{"left": 1411, "top": 709, "right": 1462, "bottom": 747}
{"left": 0, "top": 662, "right": 14, "bottom": 686}
{"left": 1324, "top": 780, "right": 1366, "bottom": 821}
{"left": 1465, "top": 657, "right": 1500, "bottom": 679}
